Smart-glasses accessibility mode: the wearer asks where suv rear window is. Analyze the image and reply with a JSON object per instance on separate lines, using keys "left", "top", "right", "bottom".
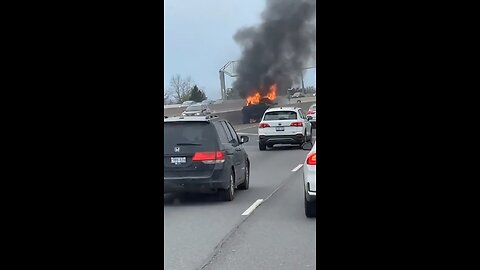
{"left": 264, "top": 111, "right": 297, "bottom": 120}
{"left": 164, "top": 122, "right": 218, "bottom": 153}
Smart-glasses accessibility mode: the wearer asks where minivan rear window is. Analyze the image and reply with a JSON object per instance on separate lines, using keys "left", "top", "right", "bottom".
{"left": 164, "top": 122, "right": 218, "bottom": 153}
{"left": 264, "top": 111, "right": 297, "bottom": 120}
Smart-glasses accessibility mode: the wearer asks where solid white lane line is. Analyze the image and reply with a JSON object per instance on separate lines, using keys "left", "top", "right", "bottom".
{"left": 241, "top": 199, "right": 264, "bottom": 216}
{"left": 292, "top": 164, "right": 303, "bottom": 172}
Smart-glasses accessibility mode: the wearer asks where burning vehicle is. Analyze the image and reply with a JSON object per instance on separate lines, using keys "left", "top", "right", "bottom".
{"left": 242, "top": 84, "right": 278, "bottom": 124}
{"left": 230, "top": 0, "right": 315, "bottom": 124}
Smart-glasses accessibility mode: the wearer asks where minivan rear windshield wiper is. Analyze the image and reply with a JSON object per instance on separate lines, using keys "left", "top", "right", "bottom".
{"left": 175, "top": 142, "right": 201, "bottom": 145}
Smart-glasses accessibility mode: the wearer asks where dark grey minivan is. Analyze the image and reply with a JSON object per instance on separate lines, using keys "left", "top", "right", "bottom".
{"left": 164, "top": 115, "right": 250, "bottom": 201}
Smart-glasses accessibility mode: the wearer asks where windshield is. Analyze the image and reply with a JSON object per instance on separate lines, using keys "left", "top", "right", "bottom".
{"left": 186, "top": 105, "right": 202, "bottom": 111}
{"left": 264, "top": 111, "right": 297, "bottom": 120}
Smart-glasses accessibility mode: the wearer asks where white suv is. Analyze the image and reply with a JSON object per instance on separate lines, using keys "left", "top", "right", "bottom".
{"left": 257, "top": 107, "right": 313, "bottom": 150}
{"left": 303, "top": 142, "right": 316, "bottom": 217}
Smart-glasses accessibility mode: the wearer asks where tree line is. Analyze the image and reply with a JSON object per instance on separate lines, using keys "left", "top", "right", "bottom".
{"left": 164, "top": 75, "right": 207, "bottom": 105}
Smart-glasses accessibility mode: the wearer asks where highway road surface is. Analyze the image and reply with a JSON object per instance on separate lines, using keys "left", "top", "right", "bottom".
{"left": 164, "top": 124, "right": 317, "bottom": 270}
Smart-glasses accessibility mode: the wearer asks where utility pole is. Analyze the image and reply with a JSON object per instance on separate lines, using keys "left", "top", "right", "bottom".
{"left": 219, "top": 61, "right": 238, "bottom": 100}
{"left": 300, "top": 71, "right": 305, "bottom": 94}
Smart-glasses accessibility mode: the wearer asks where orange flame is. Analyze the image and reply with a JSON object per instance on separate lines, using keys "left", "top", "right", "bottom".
{"left": 245, "top": 83, "right": 277, "bottom": 105}
{"left": 246, "top": 92, "right": 262, "bottom": 105}
{"left": 266, "top": 84, "right": 277, "bottom": 100}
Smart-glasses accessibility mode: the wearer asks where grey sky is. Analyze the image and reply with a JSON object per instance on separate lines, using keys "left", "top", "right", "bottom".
{"left": 164, "top": 0, "right": 316, "bottom": 101}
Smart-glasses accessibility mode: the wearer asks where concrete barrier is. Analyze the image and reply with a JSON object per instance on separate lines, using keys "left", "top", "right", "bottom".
{"left": 164, "top": 96, "right": 314, "bottom": 115}
{"left": 163, "top": 97, "right": 317, "bottom": 125}
{"left": 213, "top": 101, "right": 316, "bottom": 125}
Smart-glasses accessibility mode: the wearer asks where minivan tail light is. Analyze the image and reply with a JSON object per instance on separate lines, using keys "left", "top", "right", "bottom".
{"left": 192, "top": 151, "right": 225, "bottom": 164}
{"left": 307, "top": 152, "right": 316, "bottom": 165}
{"left": 290, "top": 122, "right": 303, "bottom": 127}
{"left": 259, "top": 123, "right": 270, "bottom": 128}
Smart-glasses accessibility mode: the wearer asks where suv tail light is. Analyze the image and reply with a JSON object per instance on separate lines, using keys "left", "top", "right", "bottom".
{"left": 307, "top": 152, "right": 316, "bottom": 165}
{"left": 307, "top": 110, "right": 315, "bottom": 115}
{"left": 259, "top": 123, "right": 270, "bottom": 128}
{"left": 290, "top": 122, "right": 303, "bottom": 127}
{"left": 193, "top": 151, "right": 225, "bottom": 164}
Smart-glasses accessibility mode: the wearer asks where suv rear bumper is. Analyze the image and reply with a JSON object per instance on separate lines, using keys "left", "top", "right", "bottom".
{"left": 164, "top": 169, "right": 230, "bottom": 193}
{"left": 259, "top": 134, "right": 305, "bottom": 145}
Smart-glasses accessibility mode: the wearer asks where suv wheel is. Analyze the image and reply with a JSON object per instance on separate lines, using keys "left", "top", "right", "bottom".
{"left": 238, "top": 162, "right": 249, "bottom": 190}
{"left": 259, "top": 142, "right": 266, "bottom": 151}
{"left": 219, "top": 171, "right": 235, "bottom": 201}
{"left": 305, "top": 191, "right": 316, "bottom": 218}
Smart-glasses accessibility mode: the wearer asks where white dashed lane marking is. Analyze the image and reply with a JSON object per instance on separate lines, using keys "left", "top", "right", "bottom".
{"left": 292, "top": 164, "right": 303, "bottom": 172}
{"left": 241, "top": 199, "right": 264, "bottom": 216}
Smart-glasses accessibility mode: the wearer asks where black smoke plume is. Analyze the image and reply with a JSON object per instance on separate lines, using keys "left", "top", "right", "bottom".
{"left": 233, "top": 0, "right": 316, "bottom": 99}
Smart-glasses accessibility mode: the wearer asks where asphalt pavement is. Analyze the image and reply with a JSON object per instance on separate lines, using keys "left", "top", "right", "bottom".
{"left": 164, "top": 125, "right": 317, "bottom": 270}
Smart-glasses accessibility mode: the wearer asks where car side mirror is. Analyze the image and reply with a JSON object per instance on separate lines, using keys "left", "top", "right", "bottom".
{"left": 240, "top": 135, "right": 249, "bottom": 144}
{"left": 302, "top": 142, "right": 313, "bottom": 150}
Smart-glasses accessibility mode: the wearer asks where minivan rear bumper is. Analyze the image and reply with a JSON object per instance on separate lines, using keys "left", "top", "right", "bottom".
{"left": 164, "top": 168, "right": 230, "bottom": 193}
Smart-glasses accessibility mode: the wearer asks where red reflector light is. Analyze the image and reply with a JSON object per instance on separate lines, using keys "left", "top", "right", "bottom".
{"left": 307, "top": 153, "right": 316, "bottom": 165}
{"left": 259, "top": 123, "right": 270, "bottom": 128}
{"left": 193, "top": 151, "right": 225, "bottom": 161}
{"left": 290, "top": 122, "right": 303, "bottom": 127}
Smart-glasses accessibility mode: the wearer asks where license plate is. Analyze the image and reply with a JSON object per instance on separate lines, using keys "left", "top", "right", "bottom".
{"left": 171, "top": 157, "right": 186, "bottom": 165}
{"left": 276, "top": 127, "right": 285, "bottom": 131}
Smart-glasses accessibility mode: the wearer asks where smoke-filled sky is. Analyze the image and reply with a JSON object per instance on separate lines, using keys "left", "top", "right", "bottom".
{"left": 164, "top": 0, "right": 316, "bottom": 101}
{"left": 233, "top": 0, "right": 316, "bottom": 98}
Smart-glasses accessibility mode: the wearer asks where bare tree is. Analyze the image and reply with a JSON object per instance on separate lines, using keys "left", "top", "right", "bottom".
{"left": 164, "top": 90, "right": 170, "bottom": 105}
{"left": 169, "top": 75, "right": 194, "bottom": 103}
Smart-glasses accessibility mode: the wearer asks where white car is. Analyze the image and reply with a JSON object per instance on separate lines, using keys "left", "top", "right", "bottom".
{"left": 303, "top": 141, "right": 316, "bottom": 217}
{"left": 306, "top": 104, "right": 316, "bottom": 128}
{"left": 182, "top": 104, "right": 212, "bottom": 116}
{"left": 180, "top": 101, "right": 196, "bottom": 108}
{"left": 257, "top": 107, "right": 313, "bottom": 150}
{"left": 292, "top": 92, "right": 305, "bottom": 98}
